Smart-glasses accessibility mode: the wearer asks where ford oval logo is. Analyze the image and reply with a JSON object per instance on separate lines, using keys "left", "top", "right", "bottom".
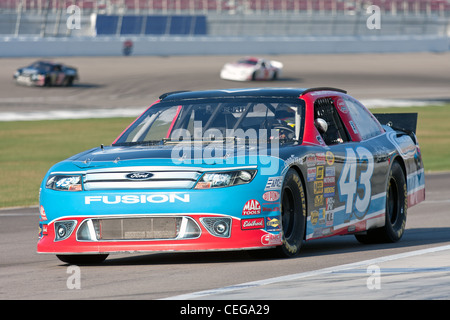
{"left": 125, "top": 172, "right": 154, "bottom": 180}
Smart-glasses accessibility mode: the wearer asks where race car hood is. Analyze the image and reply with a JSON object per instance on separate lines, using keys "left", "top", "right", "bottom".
{"left": 68, "top": 143, "right": 279, "bottom": 169}
{"left": 20, "top": 68, "right": 39, "bottom": 75}
{"left": 225, "top": 63, "right": 255, "bottom": 70}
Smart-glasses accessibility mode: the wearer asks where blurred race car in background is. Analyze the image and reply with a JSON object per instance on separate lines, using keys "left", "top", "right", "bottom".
{"left": 220, "top": 57, "right": 283, "bottom": 81}
{"left": 13, "top": 60, "right": 78, "bottom": 87}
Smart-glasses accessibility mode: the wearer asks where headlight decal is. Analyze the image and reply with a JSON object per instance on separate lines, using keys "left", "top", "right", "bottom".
{"left": 46, "top": 174, "right": 83, "bottom": 191}
{"left": 194, "top": 169, "right": 256, "bottom": 189}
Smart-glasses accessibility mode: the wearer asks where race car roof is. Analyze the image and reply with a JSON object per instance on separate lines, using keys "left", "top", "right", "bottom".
{"left": 159, "top": 87, "right": 347, "bottom": 102}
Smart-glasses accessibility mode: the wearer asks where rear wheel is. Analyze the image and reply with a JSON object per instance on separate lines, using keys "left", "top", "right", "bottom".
{"left": 57, "top": 254, "right": 108, "bottom": 265}
{"left": 355, "top": 161, "right": 407, "bottom": 244}
{"left": 272, "top": 71, "right": 278, "bottom": 80}
{"left": 64, "top": 76, "right": 74, "bottom": 86}
{"left": 275, "top": 168, "right": 307, "bottom": 257}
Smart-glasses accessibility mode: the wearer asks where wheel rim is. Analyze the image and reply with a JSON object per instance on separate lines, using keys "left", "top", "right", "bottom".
{"left": 282, "top": 186, "right": 295, "bottom": 239}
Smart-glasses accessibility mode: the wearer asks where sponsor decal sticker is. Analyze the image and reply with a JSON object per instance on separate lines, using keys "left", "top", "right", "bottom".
{"left": 314, "top": 181, "right": 323, "bottom": 194}
{"left": 318, "top": 208, "right": 326, "bottom": 225}
{"left": 262, "top": 191, "right": 280, "bottom": 202}
{"left": 326, "top": 151, "right": 335, "bottom": 165}
{"left": 349, "top": 120, "right": 359, "bottom": 134}
{"left": 242, "top": 199, "right": 261, "bottom": 215}
{"left": 265, "top": 176, "right": 283, "bottom": 190}
{"left": 326, "top": 197, "right": 335, "bottom": 211}
{"left": 241, "top": 218, "right": 265, "bottom": 230}
{"left": 42, "top": 224, "right": 48, "bottom": 236}
{"left": 262, "top": 206, "right": 280, "bottom": 212}
{"left": 311, "top": 210, "right": 319, "bottom": 225}
{"left": 316, "top": 152, "right": 326, "bottom": 165}
{"left": 85, "top": 194, "right": 190, "bottom": 204}
{"left": 337, "top": 99, "right": 348, "bottom": 113}
{"left": 266, "top": 216, "right": 281, "bottom": 232}
{"left": 307, "top": 167, "right": 316, "bottom": 182}
{"left": 314, "top": 194, "right": 324, "bottom": 207}
{"left": 313, "top": 227, "right": 333, "bottom": 237}
{"left": 323, "top": 176, "right": 335, "bottom": 186}
{"left": 324, "top": 186, "right": 335, "bottom": 198}
{"left": 306, "top": 154, "right": 316, "bottom": 167}
{"left": 316, "top": 135, "right": 325, "bottom": 145}
{"left": 261, "top": 233, "right": 282, "bottom": 246}
{"left": 326, "top": 210, "right": 334, "bottom": 226}
{"left": 325, "top": 166, "right": 335, "bottom": 177}
{"left": 39, "top": 205, "right": 47, "bottom": 221}
{"left": 316, "top": 166, "right": 324, "bottom": 180}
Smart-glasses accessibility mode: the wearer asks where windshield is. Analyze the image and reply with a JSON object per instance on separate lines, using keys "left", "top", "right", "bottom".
{"left": 237, "top": 59, "right": 258, "bottom": 65}
{"left": 29, "top": 62, "right": 51, "bottom": 72}
{"left": 113, "top": 98, "right": 305, "bottom": 146}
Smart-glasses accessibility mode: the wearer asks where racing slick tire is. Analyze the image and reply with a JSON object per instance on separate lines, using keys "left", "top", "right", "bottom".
{"left": 44, "top": 76, "right": 52, "bottom": 87}
{"left": 64, "top": 76, "right": 74, "bottom": 87}
{"left": 57, "top": 254, "right": 109, "bottom": 265}
{"left": 355, "top": 161, "right": 407, "bottom": 244}
{"left": 274, "top": 168, "right": 307, "bottom": 258}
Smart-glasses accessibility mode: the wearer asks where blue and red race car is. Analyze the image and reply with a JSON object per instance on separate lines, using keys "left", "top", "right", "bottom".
{"left": 37, "top": 87, "right": 425, "bottom": 264}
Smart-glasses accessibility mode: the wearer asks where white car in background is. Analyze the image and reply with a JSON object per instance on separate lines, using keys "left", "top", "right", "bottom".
{"left": 220, "top": 57, "right": 283, "bottom": 81}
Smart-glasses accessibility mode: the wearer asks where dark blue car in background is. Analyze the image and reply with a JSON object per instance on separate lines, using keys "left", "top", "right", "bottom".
{"left": 13, "top": 60, "right": 78, "bottom": 87}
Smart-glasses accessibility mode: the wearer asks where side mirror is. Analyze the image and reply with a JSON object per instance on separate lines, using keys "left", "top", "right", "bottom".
{"left": 315, "top": 118, "right": 328, "bottom": 134}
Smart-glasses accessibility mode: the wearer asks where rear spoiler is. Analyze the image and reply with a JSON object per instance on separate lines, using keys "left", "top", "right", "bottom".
{"left": 373, "top": 112, "right": 418, "bottom": 142}
{"left": 373, "top": 113, "right": 418, "bottom": 134}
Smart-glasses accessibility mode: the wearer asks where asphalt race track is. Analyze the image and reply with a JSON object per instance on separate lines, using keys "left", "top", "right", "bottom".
{"left": 0, "top": 52, "right": 449, "bottom": 114}
{"left": 1, "top": 52, "right": 450, "bottom": 301}
{"left": 1, "top": 173, "right": 449, "bottom": 301}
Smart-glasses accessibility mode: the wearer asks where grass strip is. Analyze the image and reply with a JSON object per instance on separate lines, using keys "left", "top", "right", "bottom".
{"left": 370, "top": 104, "right": 450, "bottom": 172}
{"left": 0, "top": 104, "right": 449, "bottom": 208}
{"left": 0, "top": 118, "right": 133, "bottom": 208}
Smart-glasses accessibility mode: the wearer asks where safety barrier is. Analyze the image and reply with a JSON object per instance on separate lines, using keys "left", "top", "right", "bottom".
{"left": 1, "top": 34, "right": 448, "bottom": 57}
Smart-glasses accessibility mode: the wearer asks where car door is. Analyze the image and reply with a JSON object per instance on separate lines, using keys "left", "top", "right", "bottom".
{"left": 48, "top": 64, "right": 65, "bottom": 85}
{"left": 253, "top": 61, "right": 268, "bottom": 80}
{"left": 307, "top": 96, "right": 389, "bottom": 239}
{"left": 335, "top": 96, "right": 390, "bottom": 224}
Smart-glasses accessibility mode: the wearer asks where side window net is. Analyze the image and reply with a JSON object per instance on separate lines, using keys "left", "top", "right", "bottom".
{"left": 314, "top": 98, "right": 349, "bottom": 145}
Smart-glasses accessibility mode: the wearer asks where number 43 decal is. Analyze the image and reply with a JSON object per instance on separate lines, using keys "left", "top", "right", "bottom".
{"left": 338, "top": 147, "right": 374, "bottom": 219}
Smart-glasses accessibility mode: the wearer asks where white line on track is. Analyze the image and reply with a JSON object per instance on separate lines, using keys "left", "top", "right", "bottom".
{"left": 163, "top": 244, "right": 450, "bottom": 300}
{"left": 0, "top": 107, "right": 145, "bottom": 121}
{"left": 0, "top": 212, "right": 38, "bottom": 216}
{"left": 0, "top": 99, "right": 446, "bottom": 122}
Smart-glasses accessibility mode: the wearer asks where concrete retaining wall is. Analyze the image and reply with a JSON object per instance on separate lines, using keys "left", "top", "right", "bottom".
{"left": 0, "top": 34, "right": 448, "bottom": 57}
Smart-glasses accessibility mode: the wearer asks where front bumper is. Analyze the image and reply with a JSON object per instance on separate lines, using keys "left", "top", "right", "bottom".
{"left": 15, "top": 75, "right": 45, "bottom": 86}
{"left": 38, "top": 160, "right": 285, "bottom": 255}
{"left": 220, "top": 69, "right": 252, "bottom": 81}
{"left": 37, "top": 213, "right": 282, "bottom": 254}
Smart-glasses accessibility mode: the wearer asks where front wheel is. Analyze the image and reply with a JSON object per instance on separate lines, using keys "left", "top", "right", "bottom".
{"left": 44, "top": 76, "right": 52, "bottom": 87}
{"left": 355, "top": 161, "right": 407, "bottom": 244}
{"left": 275, "top": 168, "right": 307, "bottom": 257}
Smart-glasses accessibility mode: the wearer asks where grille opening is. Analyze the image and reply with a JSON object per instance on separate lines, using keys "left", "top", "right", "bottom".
{"left": 99, "top": 217, "right": 178, "bottom": 240}
{"left": 77, "top": 216, "right": 201, "bottom": 241}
